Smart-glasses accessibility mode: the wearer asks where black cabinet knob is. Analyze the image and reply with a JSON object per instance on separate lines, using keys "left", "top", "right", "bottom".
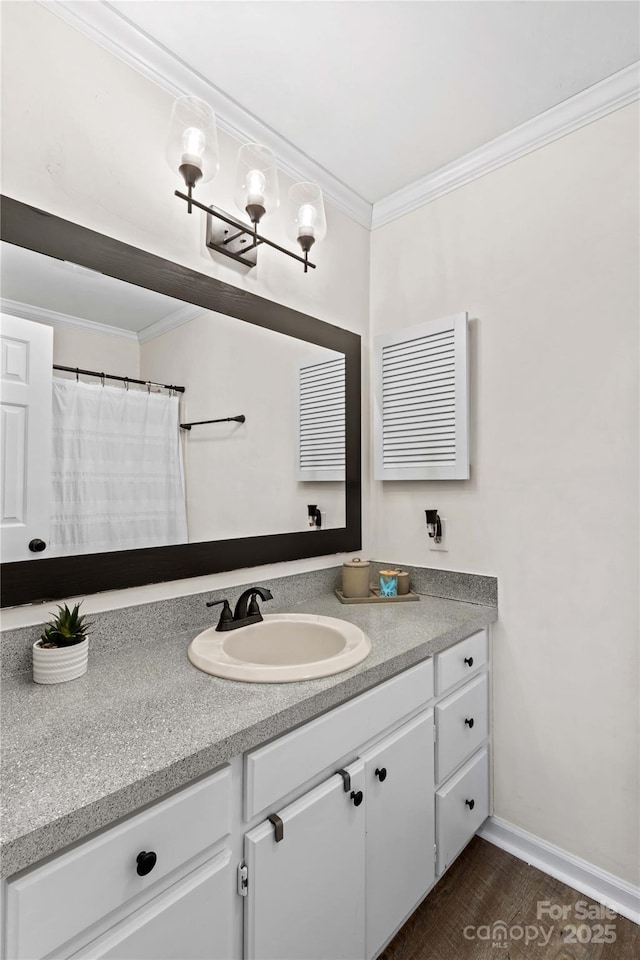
{"left": 374, "top": 767, "right": 387, "bottom": 782}
{"left": 464, "top": 656, "right": 473, "bottom": 667}
{"left": 350, "top": 790, "right": 363, "bottom": 807}
{"left": 464, "top": 717, "right": 475, "bottom": 728}
{"left": 136, "top": 851, "right": 157, "bottom": 876}
{"left": 28, "top": 539, "right": 47, "bottom": 553}
{"left": 465, "top": 799, "right": 475, "bottom": 810}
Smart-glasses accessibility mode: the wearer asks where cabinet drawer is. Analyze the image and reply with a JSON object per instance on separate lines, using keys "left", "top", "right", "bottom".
{"left": 6, "top": 767, "right": 231, "bottom": 960}
{"left": 435, "top": 630, "right": 487, "bottom": 695}
{"left": 245, "top": 660, "right": 433, "bottom": 820}
{"left": 436, "top": 748, "right": 489, "bottom": 874}
{"left": 69, "top": 852, "right": 234, "bottom": 960}
{"left": 436, "top": 673, "right": 488, "bottom": 783}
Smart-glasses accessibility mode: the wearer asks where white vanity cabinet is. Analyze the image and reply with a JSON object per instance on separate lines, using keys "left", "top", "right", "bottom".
{"left": 2, "top": 628, "right": 492, "bottom": 960}
{"left": 240, "top": 660, "right": 437, "bottom": 960}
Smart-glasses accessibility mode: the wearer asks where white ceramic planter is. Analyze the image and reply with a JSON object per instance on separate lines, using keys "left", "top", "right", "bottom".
{"left": 32, "top": 638, "right": 88, "bottom": 684}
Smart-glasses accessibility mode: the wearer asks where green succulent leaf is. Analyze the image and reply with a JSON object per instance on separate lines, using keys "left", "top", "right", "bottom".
{"left": 39, "top": 602, "right": 91, "bottom": 648}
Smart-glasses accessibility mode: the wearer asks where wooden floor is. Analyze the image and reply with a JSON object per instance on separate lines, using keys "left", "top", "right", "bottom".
{"left": 379, "top": 838, "right": 639, "bottom": 960}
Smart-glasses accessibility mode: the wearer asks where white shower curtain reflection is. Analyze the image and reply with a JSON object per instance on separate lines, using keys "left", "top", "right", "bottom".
{"left": 50, "top": 378, "right": 188, "bottom": 556}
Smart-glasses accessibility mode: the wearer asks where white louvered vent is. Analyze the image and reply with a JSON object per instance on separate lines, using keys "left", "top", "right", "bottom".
{"left": 297, "top": 356, "right": 345, "bottom": 481}
{"left": 374, "top": 313, "right": 469, "bottom": 480}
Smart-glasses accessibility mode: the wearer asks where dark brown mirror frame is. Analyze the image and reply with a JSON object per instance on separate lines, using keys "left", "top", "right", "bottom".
{"left": 0, "top": 196, "right": 361, "bottom": 607}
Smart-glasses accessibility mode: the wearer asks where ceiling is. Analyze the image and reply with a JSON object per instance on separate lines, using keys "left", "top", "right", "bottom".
{"left": 106, "top": 0, "right": 639, "bottom": 204}
{"left": 0, "top": 242, "right": 193, "bottom": 335}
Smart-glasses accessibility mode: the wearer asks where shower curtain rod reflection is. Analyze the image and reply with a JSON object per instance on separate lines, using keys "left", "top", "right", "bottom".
{"left": 53, "top": 364, "right": 186, "bottom": 394}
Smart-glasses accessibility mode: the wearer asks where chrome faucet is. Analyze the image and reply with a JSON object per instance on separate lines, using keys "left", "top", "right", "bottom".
{"left": 207, "top": 586, "right": 273, "bottom": 632}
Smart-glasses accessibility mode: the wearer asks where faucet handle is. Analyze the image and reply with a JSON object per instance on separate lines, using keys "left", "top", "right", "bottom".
{"left": 206, "top": 598, "right": 234, "bottom": 630}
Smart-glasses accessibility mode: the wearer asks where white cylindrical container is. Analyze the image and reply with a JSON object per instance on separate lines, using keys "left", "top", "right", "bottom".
{"left": 33, "top": 638, "right": 88, "bottom": 684}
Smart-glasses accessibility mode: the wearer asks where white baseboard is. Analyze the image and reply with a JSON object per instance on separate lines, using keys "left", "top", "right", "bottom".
{"left": 478, "top": 816, "right": 640, "bottom": 925}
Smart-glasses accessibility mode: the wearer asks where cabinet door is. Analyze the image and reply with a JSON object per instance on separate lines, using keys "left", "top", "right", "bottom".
{"left": 244, "top": 760, "right": 365, "bottom": 960}
{"left": 71, "top": 852, "right": 234, "bottom": 960}
{"left": 0, "top": 314, "right": 52, "bottom": 563}
{"left": 361, "top": 710, "right": 435, "bottom": 959}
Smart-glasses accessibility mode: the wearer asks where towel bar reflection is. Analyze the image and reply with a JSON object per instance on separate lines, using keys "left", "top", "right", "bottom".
{"left": 180, "top": 415, "right": 246, "bottom": 431}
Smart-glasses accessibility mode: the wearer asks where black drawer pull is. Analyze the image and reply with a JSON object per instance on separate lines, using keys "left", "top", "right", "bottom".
{"left": 350, "top": 790, "right": 363, "bottom": 807}
{"left": 465, "top": 798, "right": 475, "bottom": 811}
{"left": 464, "top": 717, "right": 475, "bottom": 728}
{"left": 268, "top": 813, "right": 284, "bottom": 842}
{"left": 464, "top": 656, "right": 473, "bottom": 667}
{"left": 375, "top": 767, "right": 387, "bottom": 782}
{"left": 136, "top": 851, "right": 157, "bottom": 876}
{"left": 29, "top": 538, "right": 47, "bottom": 552}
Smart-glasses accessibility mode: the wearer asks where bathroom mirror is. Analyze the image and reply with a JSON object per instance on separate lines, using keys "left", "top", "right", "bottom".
{"left": 0, "top": 196, "right": 361, "bottom": 606}
{"left": 1, "top": 241, "right": 347, "bottom": 552}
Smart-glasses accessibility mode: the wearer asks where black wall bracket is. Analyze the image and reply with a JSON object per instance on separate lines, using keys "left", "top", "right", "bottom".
{"left": 425, "top": 509, "right": 442, "bottom": 543}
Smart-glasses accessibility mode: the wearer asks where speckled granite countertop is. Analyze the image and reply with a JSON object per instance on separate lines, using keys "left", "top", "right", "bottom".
{"left": 1, "top": 591, "right": 496, "bottom": 879}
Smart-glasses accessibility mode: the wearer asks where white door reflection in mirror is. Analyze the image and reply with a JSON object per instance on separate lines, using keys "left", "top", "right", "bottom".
{"left": 0, "top": 314, "right": 53, "bottom": 563}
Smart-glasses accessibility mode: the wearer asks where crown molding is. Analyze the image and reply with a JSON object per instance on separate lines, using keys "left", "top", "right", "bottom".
{"left": 372, "top": 61, "right": 640, "bottom": 228}
{"left": 40, "top": 0, "right": 372, "bottom": 229}
{"left": 2, "top": 298, "right": 202, "bottom": 344}
{"left": 0, "top": 298, "right": 139, "bottom": 341}
{"left": 137, "top": 304, "right": 203, "bottom": 344}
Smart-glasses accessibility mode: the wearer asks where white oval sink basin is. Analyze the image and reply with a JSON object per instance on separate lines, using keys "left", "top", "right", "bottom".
{"left": 188, "top": 614, "right": 371, "bottom": 683}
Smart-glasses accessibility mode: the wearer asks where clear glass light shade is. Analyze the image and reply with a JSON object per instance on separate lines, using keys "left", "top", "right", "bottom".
{"left": 166, "top": 97, "right": 219, "bottom": 186}
{"left": 287, "top": 183, "right": 327, "bottom": 244}
{"left": 234, "top": 144, "right": 279, "bottom": 219}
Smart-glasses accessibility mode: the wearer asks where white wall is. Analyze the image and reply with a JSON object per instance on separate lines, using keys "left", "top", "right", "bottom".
{"left": 370, "top": 104, "right": 639, "bottom": 885}
{"left": 51, "top": 325, "right": 139, "bottom": 379}
{"left": 0, "top": 1, "right": 370, "bottom": 621}
{"left": 140, "top": 311, "right": 345, "bottom": 539}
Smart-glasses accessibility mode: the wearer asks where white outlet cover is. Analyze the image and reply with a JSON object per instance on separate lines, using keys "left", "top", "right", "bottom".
{"left": 429, "top": 517, "right": 448, "bottom": 552}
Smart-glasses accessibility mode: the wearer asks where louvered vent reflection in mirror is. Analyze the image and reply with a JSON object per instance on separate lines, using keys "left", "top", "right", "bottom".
{"left": 374, "top": 313, "right": 469, "bottom": 480}
{"left": 298, "top": 355, "right": 346, "bottom": 481}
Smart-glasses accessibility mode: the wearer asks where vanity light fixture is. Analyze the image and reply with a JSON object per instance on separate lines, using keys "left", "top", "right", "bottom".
{"left": 166, "top": 96, "right": 326, "bottom": 273}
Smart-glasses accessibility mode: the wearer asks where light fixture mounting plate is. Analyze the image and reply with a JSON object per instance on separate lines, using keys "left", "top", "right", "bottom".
{"left": 206, "top": 205, "right": 257, "bottom": 268}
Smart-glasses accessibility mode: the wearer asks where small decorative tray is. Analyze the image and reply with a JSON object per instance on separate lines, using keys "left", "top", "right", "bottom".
{"left": 334, "top": 589, "right": 420, "bottom": 604}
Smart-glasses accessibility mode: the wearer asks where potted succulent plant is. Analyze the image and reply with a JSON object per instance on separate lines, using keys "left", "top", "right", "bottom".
{"left": 33, "top": 603, "right": 91, "bottom": 684}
